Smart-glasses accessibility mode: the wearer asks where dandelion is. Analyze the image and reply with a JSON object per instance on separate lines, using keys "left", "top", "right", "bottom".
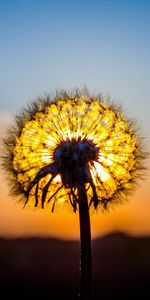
{"left": 2, "top": 89, "right": 145, "bottom": 299}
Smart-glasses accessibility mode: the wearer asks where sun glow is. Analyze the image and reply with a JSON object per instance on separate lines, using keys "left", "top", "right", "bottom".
{"left": 3, "top": 92, "right": 143, "bottom": 212}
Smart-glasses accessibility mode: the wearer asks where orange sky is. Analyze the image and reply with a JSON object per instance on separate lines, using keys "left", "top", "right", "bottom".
{"left": 0, "top": 115, "right": 150, "bottom": 240}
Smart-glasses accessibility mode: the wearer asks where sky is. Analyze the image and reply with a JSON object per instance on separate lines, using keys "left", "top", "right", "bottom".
{"left": 0, "top": 0, "right": 150, "bottom": 240}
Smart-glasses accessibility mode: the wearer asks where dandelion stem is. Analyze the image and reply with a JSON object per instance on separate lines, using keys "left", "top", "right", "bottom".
{"left": 78, "top": 183, "right": 92, "bottom": 300}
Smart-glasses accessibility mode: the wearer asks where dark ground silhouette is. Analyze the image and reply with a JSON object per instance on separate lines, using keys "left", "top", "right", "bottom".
{"left": 0, "top": 232, "right": 150, "bottom": 299}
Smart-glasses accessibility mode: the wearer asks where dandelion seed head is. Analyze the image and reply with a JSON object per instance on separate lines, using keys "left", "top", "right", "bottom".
{"left": 2, "top": 89, "right": 145, "bottom": 212}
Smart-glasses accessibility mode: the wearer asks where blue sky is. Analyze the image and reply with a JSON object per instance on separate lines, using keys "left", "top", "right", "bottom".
{"left": 0, "top": 0, "right": 150, "bottom": 138}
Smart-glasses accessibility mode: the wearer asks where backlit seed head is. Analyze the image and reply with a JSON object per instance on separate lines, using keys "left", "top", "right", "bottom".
{"left": 2, "top": 89, "right": 145, "bottom": 212}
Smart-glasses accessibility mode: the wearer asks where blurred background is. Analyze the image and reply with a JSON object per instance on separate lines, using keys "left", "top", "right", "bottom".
{"left": 0, "top": 1, "right": 150, "bottom": 298}
{"left": 0, "top": 0, "right": 150, "bottom": 240}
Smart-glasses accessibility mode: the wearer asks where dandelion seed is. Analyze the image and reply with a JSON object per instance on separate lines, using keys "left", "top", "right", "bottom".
{"left": 2, "top": 89, "right": 145, "bottom": 300}
{"left": 2, "top": 90, "right": 144, "bottom": 212}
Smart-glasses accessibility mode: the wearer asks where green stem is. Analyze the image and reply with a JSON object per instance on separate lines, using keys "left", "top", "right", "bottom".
{"left": 78, "top": 184, "right": 92, "bottom": 300}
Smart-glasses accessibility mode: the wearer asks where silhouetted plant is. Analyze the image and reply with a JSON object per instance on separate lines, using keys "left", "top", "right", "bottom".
{"left": 2, "top": 89, "right": 145, "bottom": 299}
